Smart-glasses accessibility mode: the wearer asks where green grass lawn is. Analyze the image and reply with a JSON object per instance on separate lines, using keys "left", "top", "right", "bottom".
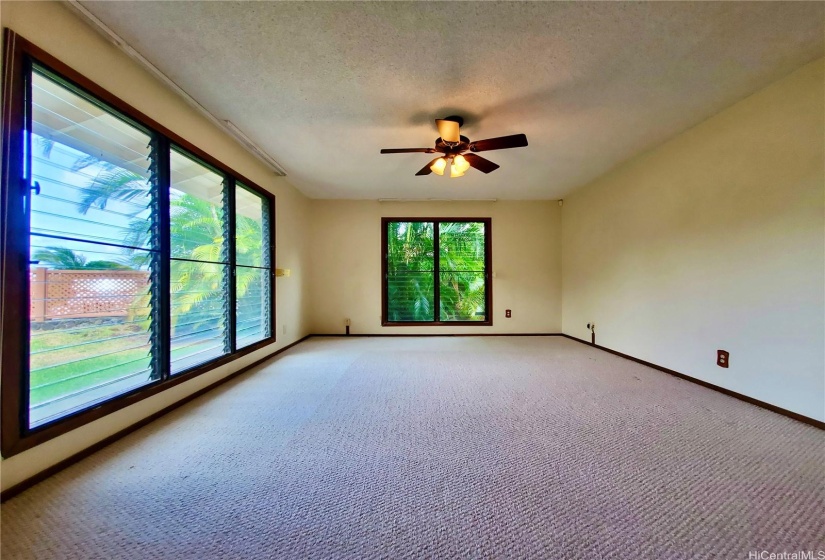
{"left": 30, "top": 323, "right": 215, "bottom": 405}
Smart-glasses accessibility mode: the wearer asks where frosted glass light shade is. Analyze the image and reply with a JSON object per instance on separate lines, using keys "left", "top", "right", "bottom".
{"left": 430, "top": 157, "right": 447, "bottom": 175}
{"left": 453, "top": 154, "right": 471, "bottom": 173}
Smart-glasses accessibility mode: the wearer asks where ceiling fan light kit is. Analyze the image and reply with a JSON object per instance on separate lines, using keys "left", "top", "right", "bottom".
{"left": 430, "top": 157, "right": 447, "bottom": 175}
{"left": 453, "top": 154, "right": 471, "bottom": 173}
{"left": 430, "top": 153, "right": 471, "bottom": 177}
{"left": 381, "top": 115, "right": 528, "bottom": 178}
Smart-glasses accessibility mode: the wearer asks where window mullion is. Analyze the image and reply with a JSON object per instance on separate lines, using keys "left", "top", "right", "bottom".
{"left": 224, "top": 176, "right": 237, "bottom": 353}
{"left": 150, "top": 135, "right": 171, "bottom": 381}
{"left": 433, "top": 220, "right": 440, "bottom": 322}
{"left": 263, "top": 193, "right": 274, "bottom": 339}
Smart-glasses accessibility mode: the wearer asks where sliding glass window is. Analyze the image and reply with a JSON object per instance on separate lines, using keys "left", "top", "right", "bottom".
{"left": 1, "top": 33, "right": 276, "bottom": 456}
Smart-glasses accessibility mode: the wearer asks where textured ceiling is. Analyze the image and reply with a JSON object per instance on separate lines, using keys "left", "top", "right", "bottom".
{"left": 79, "top": 1, "right": 824, "bottom": 200}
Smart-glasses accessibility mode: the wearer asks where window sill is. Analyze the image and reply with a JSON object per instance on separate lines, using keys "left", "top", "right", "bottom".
{"left": 382, "top": 321, "right": 493, "bottom": 327}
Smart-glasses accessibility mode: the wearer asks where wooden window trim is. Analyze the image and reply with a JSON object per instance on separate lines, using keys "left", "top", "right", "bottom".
{"left": 381, "top": 217, "right": 493, "bottom": 327}
{"left": 1, "top": 30, "right": 277, "bottom": 458}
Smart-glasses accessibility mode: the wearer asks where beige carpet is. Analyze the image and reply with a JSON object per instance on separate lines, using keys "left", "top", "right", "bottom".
{"left": 2, "top": 336, "right": 823, "bottom": 559}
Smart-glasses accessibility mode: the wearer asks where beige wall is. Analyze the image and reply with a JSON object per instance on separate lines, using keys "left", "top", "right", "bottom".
{"left": 308, "top": 201, "right": 562, "bottom": 334}
{"left": 0, "top": 2, "right": 312, "bottom": 491}
{"left": 562, "top": 59, "right": 825, "bottom": 421}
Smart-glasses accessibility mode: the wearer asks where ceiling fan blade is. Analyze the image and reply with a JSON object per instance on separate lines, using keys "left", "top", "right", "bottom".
{"left": 380, "top": 148, "right": 437, "bottom": 154}
{"left": 468, "top": 134, "right": 528, "bottom": 152}
{"left": 435, "top": 119, "right": 461, "bottom": 143}
{"left": 463, "top": 153, "right": 500, "bottom": 174}
{"left": 415, "top": 157, "right": 443, "bottom": 176}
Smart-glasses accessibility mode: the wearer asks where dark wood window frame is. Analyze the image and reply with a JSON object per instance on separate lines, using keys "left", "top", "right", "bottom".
{"left": 381, "top": 217, "right": 492, "bottom": 327}
{"left": 0, "top": 30, "right": 276, "bottom": 458}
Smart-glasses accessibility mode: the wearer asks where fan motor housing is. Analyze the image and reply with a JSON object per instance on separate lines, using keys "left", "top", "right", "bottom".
{"left": 435, "top": 135, "right": 471, "bottom": 154}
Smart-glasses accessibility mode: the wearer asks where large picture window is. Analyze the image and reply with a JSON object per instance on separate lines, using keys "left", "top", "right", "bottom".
{"left": 382, "top": 218, "right": 491, "bottom": 325}
{"left": 1, "top": 33, "right": 275, "bottom": 456}
{"left": 27, "top": 66, "right": 160, "bottom": 427}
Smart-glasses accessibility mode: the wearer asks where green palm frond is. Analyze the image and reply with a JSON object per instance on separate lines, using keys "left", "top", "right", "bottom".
{"left": 71, "top": 155, "right": 114, "bottom": 172}
{"left": 191, "top": 244, "right": 223, "bottom": 263}
{"left": 78, "top": 169, "right": 150, "bottom": 215}
{"left": 33, "top": 247, "right": 132, "bottom": 270}
{"left": 37, "top": 137, "right": 54, "bottom": 159}
{"left": 33, "top": 247, "right": 87, "bottom": 269}
{"left": 236, "top": 267, "right": 258, "bottom": 297}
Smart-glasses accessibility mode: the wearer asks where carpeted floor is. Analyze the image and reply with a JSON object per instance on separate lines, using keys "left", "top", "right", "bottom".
{"left": 1, "top": 336, "right": 823, "bottom": 559}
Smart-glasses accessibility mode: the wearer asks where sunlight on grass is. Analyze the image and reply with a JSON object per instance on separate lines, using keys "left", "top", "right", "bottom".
{"left": 30, "top": 324, "right": 213, "bottom": 405}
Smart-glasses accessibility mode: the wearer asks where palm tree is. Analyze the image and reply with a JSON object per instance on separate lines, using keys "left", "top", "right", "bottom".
{"left": 438, "top": 221, "right": 486, "bottom": 321}
{"left": 386, "top": 221, "right": 435, "bottom": 321}
{"left": 33, "top": 247, "right": 132, "bottom": 270}
{"left": 77, "top": 167, "right": 152, "bottom": 214}
{"left": 70, "top": 164, "right": 264, "bottom": 334}
{"left": 386, "top": 221, "right": 487, "bottom": 322}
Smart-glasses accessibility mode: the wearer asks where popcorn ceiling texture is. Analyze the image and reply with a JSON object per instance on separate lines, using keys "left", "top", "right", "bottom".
{"left": 2, "top": 337, "right": 823, "bottom": 558}
{"left": 78, "top": 1, "right": 824, "bottom": 200}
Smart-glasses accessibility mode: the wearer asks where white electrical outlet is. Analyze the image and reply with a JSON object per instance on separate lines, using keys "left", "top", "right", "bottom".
{"left": 282, "top": 324, "right": 287, "bottom": 335}
{"left": 345, "top": 318, "right": 351, "bottom": 326}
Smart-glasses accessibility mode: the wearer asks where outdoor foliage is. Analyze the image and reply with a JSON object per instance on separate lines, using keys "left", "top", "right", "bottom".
{"left": 25, "top": 73, "right": 267, "bottom": 424}
{"left": 386, "top": 221, "right": 486, "bottom": 322}
{"left": 72, "top": 166, "right": 264, "bottom": 334}
{"left": 33, "top": 246, "right": 132, "bottom": 270}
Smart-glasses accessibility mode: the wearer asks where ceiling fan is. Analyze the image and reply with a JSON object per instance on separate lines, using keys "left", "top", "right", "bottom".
{"left": 380, "top": 116, "right": 528, "bottom": 177}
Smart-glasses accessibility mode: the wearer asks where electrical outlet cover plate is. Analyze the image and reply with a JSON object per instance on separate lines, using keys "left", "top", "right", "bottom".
{"left": 505, "top": 309, "right": 512, "bottom": 318}
{"left": 717, "top": 350, "right": 729, "bottom": 368}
